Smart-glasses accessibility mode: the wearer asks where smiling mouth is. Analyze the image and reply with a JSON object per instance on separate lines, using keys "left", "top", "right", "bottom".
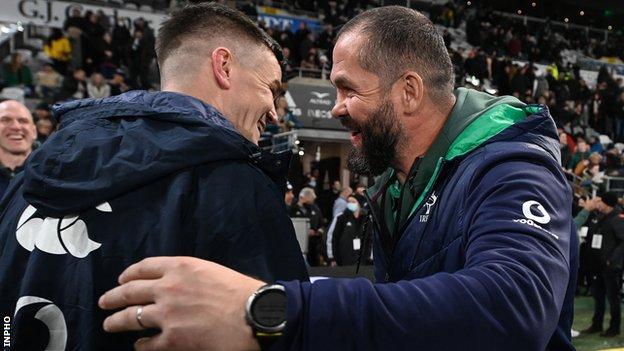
{"left": 7, "top": 134, "right": 25, "bottom": 141}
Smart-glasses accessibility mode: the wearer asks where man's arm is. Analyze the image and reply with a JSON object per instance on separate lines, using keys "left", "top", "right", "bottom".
{"left": 274, "top": 160, "right": 571, "bottom": 351}
{"left": 326, "top": 215, "right": 339, "bottom": 261}
{"left": 99, "top": 161, "right": 571, "bottom": 351}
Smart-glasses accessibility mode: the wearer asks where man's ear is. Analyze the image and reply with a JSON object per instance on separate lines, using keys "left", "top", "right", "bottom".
{"left": 401, "top": 71, "right": 424, "bottom": 115}
{"left": 212, "top": 47, "right": 233, "bottom": 90}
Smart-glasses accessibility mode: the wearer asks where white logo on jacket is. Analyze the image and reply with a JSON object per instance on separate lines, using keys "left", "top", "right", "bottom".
{"left": 420, "top": 192, "right": 438, "bottom": 223}
{"left": 15, "top": 202, "right": 111, "bottom": 258}
{"left": 14, "top": 296, "right": 67, "bottom": 350}
{"left": 513, "top": 200, "right": 558, "bottom": 240}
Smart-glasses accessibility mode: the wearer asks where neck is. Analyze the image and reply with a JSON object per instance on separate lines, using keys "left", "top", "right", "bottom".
{"left": 395, "top": 94, "right": 456, "bottom": 184}
{"left": 162, "top": 80, "right": 225, "bottom": 116}
{"left": 353, "top": 210, "right": 360, "bottom": 218}
{"left": 0, "top": 149, "right": 28, "bottom": 170}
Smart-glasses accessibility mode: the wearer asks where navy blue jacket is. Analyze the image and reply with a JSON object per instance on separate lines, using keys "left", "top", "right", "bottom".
{"left": 0, "top": 91, "right": 308, "bottom": 350}
{"left": 276, "top": 90, "right": 577, "bottom": 350}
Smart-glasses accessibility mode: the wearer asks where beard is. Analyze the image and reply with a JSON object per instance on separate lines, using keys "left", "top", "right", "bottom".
{"left": 342, "top": 99, "right": 403, "bottom": 177}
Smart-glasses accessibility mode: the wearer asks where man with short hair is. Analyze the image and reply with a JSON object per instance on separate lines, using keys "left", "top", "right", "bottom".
{"left": 0, "top": 100, "right": 36, "bottom": 198}
{"left": 290, "top": 187, "right": 325, "bottom": 266}
{"left": 0, "top": 3, "right": 307, "bottom": 350}
{"left": 582, "top": 192, "right": 624, "bottom": 337}
{"left": 100, "top": 6, "right": 576, "bottom": 351}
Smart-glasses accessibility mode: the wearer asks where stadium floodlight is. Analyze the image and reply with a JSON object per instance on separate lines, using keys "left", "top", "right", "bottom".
{"left": 579, "top": 11, "right": 584, "bottom": 16}
{"left": 517, "top": 10, "right": 522, "bottom": 15}
{"left": 564, "top": 18, "right": 569, "bottom": 23}
{"left": 531, "top": 2, "right": 536, "bottom": 7}
{"left": 467, "top": 1, "right": 471, "bottom": 6}
{"left": 608, "top": 25, "right": 613, "bottom": 30}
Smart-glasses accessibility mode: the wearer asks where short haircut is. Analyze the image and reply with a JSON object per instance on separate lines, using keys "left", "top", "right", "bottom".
{"left": 156, "top": 2, "right": 283, "bottom": 71}
{"left": 299, "top": 187, "right": 316, "bottom": 200}
{"left": 338, "top": 6, "right": 454, "bottom": 101}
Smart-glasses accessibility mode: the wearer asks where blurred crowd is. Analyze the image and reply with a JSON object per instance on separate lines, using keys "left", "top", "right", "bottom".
{"left": 1, "top": 0, "right": 624, "bottom": 268}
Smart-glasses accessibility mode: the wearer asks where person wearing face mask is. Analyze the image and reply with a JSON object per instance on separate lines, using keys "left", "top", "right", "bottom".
{"left": 327, "top": 196, "right": 371, "bottom": 266}
{"left": 0, "top": 4, "right": 307, "bottom": 350}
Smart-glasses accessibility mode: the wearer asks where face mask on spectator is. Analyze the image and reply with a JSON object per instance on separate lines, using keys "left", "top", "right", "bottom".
{"left": 347, "top": 203, "right": 359, "bottom": 212}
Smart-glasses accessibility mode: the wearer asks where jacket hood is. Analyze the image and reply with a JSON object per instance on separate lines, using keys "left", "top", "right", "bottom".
{"left": 22, "top": 90, "right": 271, "bottom": 216}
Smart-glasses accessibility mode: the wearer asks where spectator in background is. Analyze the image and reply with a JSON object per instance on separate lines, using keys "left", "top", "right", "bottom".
{"left": 34, "top": 63, "right": 62, "bottom": 103}
{"left": 35, "top": 118, "right": 54, "bottom": 145}
{"left": 1, "top": 53, "right": 32, "bottom": 92}
{"left": 284, "top": 181, "right": 295, "bottom": 207}
{"left": 275, "top": 95, "right": 300, "bottom": 131}
{"left": 290, "top": 187, "right": 325, "bottom": 266}
{"left": 582, "top": 193, "right": 624, "bottom": 337}
{"left": 328, "top": 195, "right": 371, "bottom": 266}
{"left": 96, "top": 9, "right": 111, "bottom": 33}
{"left": 0, "top": 100, "right": 36, "bottom": 198}
{"left": 112, "top": 19, "right": 132, "bottom": 64}
{"left": 568, "top": 138, "right": 591, "bottom": 173}
{"left": 559, "top": 131, "right": 573, "bottom": 168}
{"left": 57, "top": 68, "right": 87, "bottom": 101}
{"left": 63, "top": 8, "right": 85, "bottom": 32}
{"left": 87, "top": 72, "right": 111, "bottom": 99}
{"left": 32, "top": 103, "right": 52, "bottom": 122}
{"left": 109, "top": 70, "right": 130, "bottom": 96}
{"left": 332, "top": 185, "right": 352, "bottom": 218}
{"left": 300, "top": 52, "right": 319, "bottom": 75}
{"left": 615, "top": 92, "right": 624, "bottom": 142}
{"left": 281, "top": 47, "right": 295, "bottom": 79}
{"left": 129, "top": 30, "right": 152, "bottom": 89}
{"left": 83, "top": 11, "right": 106, "bottom": 75}
{"left": 588, "top": 135, "right": 604, "bottom": 154}
{"left": 44, "top": 28, "right": 72, "bottom": 75}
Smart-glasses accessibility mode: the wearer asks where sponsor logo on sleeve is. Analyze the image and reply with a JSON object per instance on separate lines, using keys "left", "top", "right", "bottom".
{"left": 513, "top": 200, "right": 558, "bottom": 240}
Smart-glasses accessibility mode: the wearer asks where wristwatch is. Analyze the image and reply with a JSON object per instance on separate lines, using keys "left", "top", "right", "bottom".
{"left": 245, "top": 284, "right": 287, "bottom": 350}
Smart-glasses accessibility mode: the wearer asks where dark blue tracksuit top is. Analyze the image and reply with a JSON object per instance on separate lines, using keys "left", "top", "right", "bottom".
{"left": 0, "top": 91, "right": 308, "bottom": 350}
{"left": 273, "top": 89, "right": 578, "bottom": 351}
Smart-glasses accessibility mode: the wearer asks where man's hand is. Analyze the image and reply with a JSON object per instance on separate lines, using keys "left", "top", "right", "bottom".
{"left": 98, "top": 257, "right": 265, "bottom": 351}
{"left": 584, "top": 197, "right": 600, "bottom": 212}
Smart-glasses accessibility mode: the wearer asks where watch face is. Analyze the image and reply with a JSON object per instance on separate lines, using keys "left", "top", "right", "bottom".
{"left": 252, "top": 290, "right": 286, "bottom": 328}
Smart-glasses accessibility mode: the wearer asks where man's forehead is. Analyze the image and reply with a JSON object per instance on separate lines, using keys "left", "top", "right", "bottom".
{"left": 0, "top": 101, "right": 32, "bottom": 120}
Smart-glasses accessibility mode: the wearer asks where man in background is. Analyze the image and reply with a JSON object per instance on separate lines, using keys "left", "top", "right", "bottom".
{"left": 0, "top": 99, "right": 35, "bottom": 198}
{"left": 582, "top": 192, "right": 624, "bottom": 337}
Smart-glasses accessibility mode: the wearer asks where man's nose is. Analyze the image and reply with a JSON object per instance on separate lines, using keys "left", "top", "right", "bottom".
{"left": 331, "top": 98, "right": 346, "bottom": 119}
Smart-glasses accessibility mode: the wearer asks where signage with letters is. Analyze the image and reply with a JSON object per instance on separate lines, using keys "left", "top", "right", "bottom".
{"left": 285, "top": 81, "right": 344, "bottom": 130}
{"left": 0, "top": 0, "right": 166, "bottom": 30}
{"left": 257, "top": 6, "right": 321, "bottom": 33}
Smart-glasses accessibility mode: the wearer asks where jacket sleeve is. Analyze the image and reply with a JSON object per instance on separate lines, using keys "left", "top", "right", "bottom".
{"left": 275, "top": 160, "right": 571, "bottom": 351}
{"left": 326, "top": 216, "right": 338, "bottom": 260}
{"left": 573, "top": 209, "right": 590, "bottom": 228}
{"left": 191, "top": 162, "right": 306, "bottom": 283}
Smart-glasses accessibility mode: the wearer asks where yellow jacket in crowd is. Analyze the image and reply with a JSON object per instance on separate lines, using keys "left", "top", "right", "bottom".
{"left": 44, "top": 37, "right": 72, "bottom": 62}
